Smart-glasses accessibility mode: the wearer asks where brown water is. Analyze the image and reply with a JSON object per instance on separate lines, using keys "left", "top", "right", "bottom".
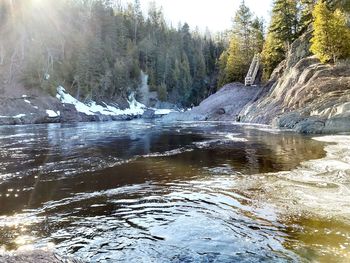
{"left": 0, "top": 120, "right": 349, "bottom": 262}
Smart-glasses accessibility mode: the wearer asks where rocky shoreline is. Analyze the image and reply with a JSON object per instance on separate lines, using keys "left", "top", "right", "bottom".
{"left": 0, "top": 87, "right": 174, "bottom": 126}
{"left": 164, "top": 33, "right": 350, "bottom": 135}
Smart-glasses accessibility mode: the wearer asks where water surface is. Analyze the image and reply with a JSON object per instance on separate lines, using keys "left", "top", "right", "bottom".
{"left": 0, "top": 120, "right": 349, "bottom": 262}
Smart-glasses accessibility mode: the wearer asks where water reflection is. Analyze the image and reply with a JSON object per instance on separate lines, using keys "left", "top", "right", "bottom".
{"left": 0, "top": 120, "right": 342, "bottom": 262}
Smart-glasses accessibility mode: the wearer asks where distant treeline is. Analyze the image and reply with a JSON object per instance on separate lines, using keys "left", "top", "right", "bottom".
{"left": 0, "top": 0, "right": 225, "bottom": 106}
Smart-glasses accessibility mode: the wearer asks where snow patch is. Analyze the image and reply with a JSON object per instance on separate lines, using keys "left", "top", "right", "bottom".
{"left": 0, "top": 114, "right": 25, "bottom": 119}
{"left": 14, "top": 114, "right": 25, "bottom": 118}
{"left": 46, "top": 110, "right": 60, "bottom": 118}
{"left": 24, "top": 99, "right": 31, "bottom": 104}
{"left": 56, "top": 86, "right": 146, "bottom": 117}
{"left": 153, "top": 109, "right": 176, "bottom": 115}
{"left": 56, "top": 87, "right": 95, "bottom": 116}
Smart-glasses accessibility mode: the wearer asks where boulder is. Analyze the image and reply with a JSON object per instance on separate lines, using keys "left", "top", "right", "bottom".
{"left": 59, "top": 104, "right": 81, "bottom": 123}
{"left": 142, "top": 109, "right": 156, "bottom": 119}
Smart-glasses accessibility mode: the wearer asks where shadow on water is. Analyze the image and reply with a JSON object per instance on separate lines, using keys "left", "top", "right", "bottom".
{"left": 0, "top": 120, "right": 342, "bottom": 262}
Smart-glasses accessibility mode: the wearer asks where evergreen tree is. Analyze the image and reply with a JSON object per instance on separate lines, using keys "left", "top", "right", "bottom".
{"left": 299, "top": 0, "right": 317, "bottom": 33}
{"left": 270, "top": 0, "right": 299, "bottom": 48}
{"left": 261, "top": 0, "right": 300, "bottom": 80}
{"left": 218, "top": 0, "right": 264, "bottom": 85}
{"left": 310, "top": 0, "right": 350, "bottom": 63}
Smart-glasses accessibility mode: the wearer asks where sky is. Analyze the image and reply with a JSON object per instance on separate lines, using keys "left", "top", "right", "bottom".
{"left": 121, "top": 0, "right": 273, "bottom": 33}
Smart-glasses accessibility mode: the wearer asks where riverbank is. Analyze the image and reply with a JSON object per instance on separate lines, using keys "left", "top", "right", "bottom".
{"left": 164, "top": 55, "right": 350, "bottom": 134}
{"left": 164, "top": 28, "right": 350, "bottom": 135}
{"left": 0, "top": 86, "right": 176, "bottom": 126}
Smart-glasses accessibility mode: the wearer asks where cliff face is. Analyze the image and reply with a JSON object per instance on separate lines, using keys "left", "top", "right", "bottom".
{"left": 240, "top": 30, "right": 350, "bottom": 133}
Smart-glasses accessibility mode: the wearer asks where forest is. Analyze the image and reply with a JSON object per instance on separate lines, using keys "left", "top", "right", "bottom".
{"left": 0, "top": 0, "right": 225, "bottom": 107}
{"left": 0, "top": 0, "right": 349, "bottom": 108}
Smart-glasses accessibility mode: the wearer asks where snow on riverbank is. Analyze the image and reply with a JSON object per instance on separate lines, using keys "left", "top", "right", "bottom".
{"left": 46, "top": 110, "right": 60, "bottom": 118}
{"left": 56, "top": 86, "right": 146, "bottom": 117}
{"left": 153, "top": 109, "right": 177, "bottom": 115}
{"left": 0, "top": 114, "right": 26, "bottom": 119}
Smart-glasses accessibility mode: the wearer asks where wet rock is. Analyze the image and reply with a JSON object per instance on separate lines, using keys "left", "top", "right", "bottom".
{"left": 323, "top": 117, "right": 350, "bottom": 134}
{"left": 79, "top": 112, "right": 100, "bottom": 123}
{"left": 142, "top": 109, "right": 156, "bottom": 119}
{"left": 294, "top": 119, "right": 326, "bottom": 134}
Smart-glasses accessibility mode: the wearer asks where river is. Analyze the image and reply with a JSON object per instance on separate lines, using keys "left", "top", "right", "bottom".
{"left": 0, "top": 120, "right": 349, "bottom": 262}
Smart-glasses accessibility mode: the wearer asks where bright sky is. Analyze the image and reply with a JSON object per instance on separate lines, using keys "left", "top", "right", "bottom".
{"left": 122, "top": 0, "right": 273, "bottom": 33}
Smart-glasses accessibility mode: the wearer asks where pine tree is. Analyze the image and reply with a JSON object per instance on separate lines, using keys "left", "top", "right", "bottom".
{"left": 218, "top": 0, "right": 263, "bottom": 85}
{"left": 270, "top": 0, "right": 299, "bottom": 50}
{"left": 261, "top": 31, "right": 285, "bottom": 80}
{"left": 299, "top": 0, "right": 317, "bottom": 33}
{"left": 310, "top": 0, "right": 350, "bottom": 63}
{"left": 225, "top": 36, "right": 247, "bottom": 82}
{"left": 261, "top": 0, "right": 300, "bottom": 80}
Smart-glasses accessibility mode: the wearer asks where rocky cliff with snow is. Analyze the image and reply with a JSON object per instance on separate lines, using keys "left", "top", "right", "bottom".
{"left": 168, "top": 31, "right": 350, "bottom": 134}
{"left": 0, "top": 85, "right": 175, "bottom": 125}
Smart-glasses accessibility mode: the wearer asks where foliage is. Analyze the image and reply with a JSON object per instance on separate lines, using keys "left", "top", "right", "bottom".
{"left": 0, "top": 0, "right": 223, "bottom": 107}
{"left": 310, "top": 1, "right": 350, "bottom": 63}
{"left": 261, "top": 0, "right": 301, "bottom": 80}
{"left": 217, "top": 1, "right": 264, "bottom": 86}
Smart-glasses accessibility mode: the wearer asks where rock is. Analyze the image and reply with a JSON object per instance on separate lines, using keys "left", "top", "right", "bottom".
{"left": 60, "top": 104, "right": 81, "bottom": 123}
{"left": 79, "top": 112, "right": 100, "bottom": 122}
{"left": 216, "top": 108, "right": 226, "bottom": 115}
{"left": 142, "top": 109, "right": 156, "bottom": 119}
{"left": 235, "top": 28, "right": 350, "bottom": 134}
{"left": 294, "top": 118, "right": 325, "bottom": 134}
{"left": 163, "top": 83, "right": 262, "bottom": 122}
{"left": 272, "top": 112, "right": 305, "bottom": 129}
{"left": 323, "top": 117, "right": 350, "bottom": 134}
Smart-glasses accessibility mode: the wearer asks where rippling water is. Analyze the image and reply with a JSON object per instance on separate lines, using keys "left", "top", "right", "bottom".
{"left": 0, "top": 120, "right": 349, "bottom": 262}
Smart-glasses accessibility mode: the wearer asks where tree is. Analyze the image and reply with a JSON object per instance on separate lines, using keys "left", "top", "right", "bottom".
{"left": 299, "top": 0, "right": 317, "bottom": 34}
{"left": 225, "top": 36, "right": 247, "bottom": 82}
{"left": 157, "top": 82, "right": 167, "bottom": 101}
{"left": 261, "top": 31, "right": 285, "bottom": 80}
{"left": 261, "top": 0, "right": 299, "bottom": 80}
{"left": 218, "top": 0, "right": 264, "bottom": 85}
{"left": 270, "top": 0, "right": 299, "bottom": 49}
{"left": 1, "top": 0, "right": 224, "bottom": 107}
{"left": 310, "top": 0, "right": 350, "bottom": 63}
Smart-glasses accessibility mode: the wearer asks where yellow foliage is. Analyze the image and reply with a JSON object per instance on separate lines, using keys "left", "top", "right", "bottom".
{"left": 310, "top": 1, "right": 350, "bottom": 63}
{"left": 261, "top": 31, "right": 285, "bottom": 81}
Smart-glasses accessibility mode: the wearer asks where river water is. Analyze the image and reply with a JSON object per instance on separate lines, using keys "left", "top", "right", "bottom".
{"left": 0, "top": 120, "right": 349, "bottom": 262}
